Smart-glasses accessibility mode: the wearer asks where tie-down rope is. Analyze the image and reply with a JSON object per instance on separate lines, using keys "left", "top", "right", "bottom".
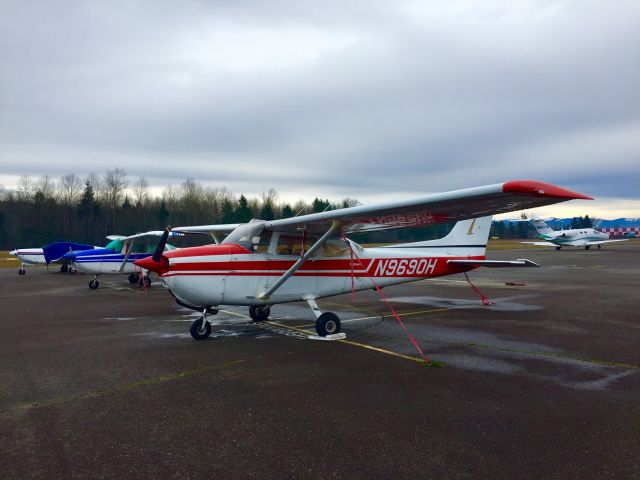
{"left": 342, "top": 235, "right": 430, "bottom": 363}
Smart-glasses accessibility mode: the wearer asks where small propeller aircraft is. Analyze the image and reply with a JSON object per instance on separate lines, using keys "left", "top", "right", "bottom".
{"left": 10, "top": 242, "right": 95, "bottom": 275}
{"left": 522, "top": 218, "right": 629, "bottom": 250}
{"left": 64, "top": 231, "right": 182, "bottom": 289}
{"left": 135, "top": 180, "right": 592, "bottom": 340}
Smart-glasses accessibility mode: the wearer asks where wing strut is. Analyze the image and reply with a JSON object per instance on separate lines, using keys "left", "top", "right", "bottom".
{"left": 257, "top": 222, "right": 340, "bottom": 300}
{"left": 119, "top": 240, "right": 135, "bottom": 272}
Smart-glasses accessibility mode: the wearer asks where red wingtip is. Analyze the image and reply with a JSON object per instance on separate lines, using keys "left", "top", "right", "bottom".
{"left": 502, "top": 180, "right": 593, "bottom": 200}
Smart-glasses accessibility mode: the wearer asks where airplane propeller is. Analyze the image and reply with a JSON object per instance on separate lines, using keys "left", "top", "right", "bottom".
{"left": 152, "top": 226, "right": 171, "bottom": 263}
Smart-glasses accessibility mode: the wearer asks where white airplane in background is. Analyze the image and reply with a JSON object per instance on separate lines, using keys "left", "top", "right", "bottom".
{"left": 522, "top": 218, "right": 629, "bottom": 250}
{"left": 134, "top": 180, "right": 592, "bottom": 341}
{"left": 63, "top": 231, "right": 183, "bottom": 289}
{"left": 10, "top": 242, "right": 95, "bottom": 275}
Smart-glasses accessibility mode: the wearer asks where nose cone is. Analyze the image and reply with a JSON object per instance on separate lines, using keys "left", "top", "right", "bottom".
{"left": 9, "top": 249, "right": 17, "bottom": 256}
{"left": 134, "top": 255, "right": 169, "bottom": 275}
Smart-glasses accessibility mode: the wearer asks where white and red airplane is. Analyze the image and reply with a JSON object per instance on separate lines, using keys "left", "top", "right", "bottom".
{"left": 135, "top": 180, "right": 592, "bottom": 340}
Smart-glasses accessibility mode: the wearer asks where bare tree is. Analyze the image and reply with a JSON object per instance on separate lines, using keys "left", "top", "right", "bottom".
{"left": 17, "top": 175, "right": 34, "bottom": 201}
{"left": 102, "top": 168, "right": 128, "bottom": 231}
{"left": 59, "top": 174, "right": 83, "bottom": 206}
{"left": 103, "top": 169, "right": 128, "bottom": 210}
{"left": 132, "top": 177, "right": 149, "bottom": 208}
{"left": 35, "top": 175, "right": 56, "bottom": 199}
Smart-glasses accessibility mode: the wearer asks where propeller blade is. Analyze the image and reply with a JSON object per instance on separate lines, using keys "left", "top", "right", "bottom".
{"left": 152, "top": 227, "right": 171, "bottom": 262}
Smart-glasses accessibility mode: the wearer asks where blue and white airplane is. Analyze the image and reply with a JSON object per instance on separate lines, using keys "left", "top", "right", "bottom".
{"left": 64, "top": 231, "right": 182, "bottom": 289}
{"left": 522, "top": 218, "right": 629, "bottom": 250}
{"left": 10, "top": 242, "right": 95, "bottom": 275}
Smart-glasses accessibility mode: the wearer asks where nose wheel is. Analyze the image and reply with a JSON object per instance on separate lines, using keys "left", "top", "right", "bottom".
{"left": 89, "top": 277, "right": 99, "bottom": 289}
{"left": 18, "top": 267, "right": 26, "bottom": 275}
{"left": 190, "top": 309, "right": 213, "bottom": 340}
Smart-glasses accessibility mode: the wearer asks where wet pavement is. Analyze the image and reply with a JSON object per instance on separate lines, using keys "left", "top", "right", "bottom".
{"left": 1, "top": 242, "right": 639, "bottom": 479}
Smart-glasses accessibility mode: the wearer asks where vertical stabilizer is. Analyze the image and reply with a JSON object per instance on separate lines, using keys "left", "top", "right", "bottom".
{"left": 387, "top": 216, "right": 492, "bottom": 249}
{"left": 531, "top": 218, "right": 554, "bottom": 235}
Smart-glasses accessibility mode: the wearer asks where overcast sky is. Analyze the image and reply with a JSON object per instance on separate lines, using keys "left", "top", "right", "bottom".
{"left": 1, "top": 0, "right": 639, "bottom": 218}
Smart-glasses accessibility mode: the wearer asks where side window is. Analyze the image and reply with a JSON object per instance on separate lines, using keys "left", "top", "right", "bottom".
{"left": 275, "top": 233, "right": 321, "bottom": 256}
{"left": 321, "top": 239, "right": 350, "bottom": 258}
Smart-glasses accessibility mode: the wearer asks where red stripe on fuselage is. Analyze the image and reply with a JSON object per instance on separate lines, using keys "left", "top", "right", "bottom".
{"left": 164, "top": 255, "right": 484, "bottom": 278}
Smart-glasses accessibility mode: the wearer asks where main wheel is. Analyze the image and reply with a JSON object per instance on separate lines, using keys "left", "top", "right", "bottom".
{"left": 60, "top": 264, "right": 68, "bottom": 273}
{"left": 585, "top": 245, "right": 590, "bottom": 250}
{"left": 597, "top": 244, "right": 602, "bottom": 249}
{"left": 190, "top": 318, "right": 212, "bottom": 340}
{"left": 555, "top": 246, "right": 561, "bottom": 251}
{"left": 316, "top": 312, "right": 341, "bottom": 337}
{"left": 249, "top": 305, "right": 270, "bottom": 322}
{"left": 89, "top": 279, "right": 99, "bottom": 289}
{"left": 139, "top": 276, "right": 152, "bottom": 288}
{"left": 128, "top": 273, "right": 139, "bottom": 284}
{"left": 18, "top": 268, "right": 26, "bottom": 275}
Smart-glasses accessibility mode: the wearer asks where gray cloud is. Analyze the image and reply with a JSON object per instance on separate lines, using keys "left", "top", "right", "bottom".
{"left": 1, "top": 0, "right": 639, "bottom": 206}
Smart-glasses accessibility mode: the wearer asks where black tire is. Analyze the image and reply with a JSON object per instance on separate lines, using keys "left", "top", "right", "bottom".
{"left": 18, "top": 268, "right": 26, "bottom": 276}
{"left": 585, "top": 245, "right": 590, "bottom": 250}
{"left": 249, "top": 305, "right": 270, "bottom": 322}
{"left": 555, "top": 246, "right": 561, "bottom": 251}
{"left": 190, "top": 318, "right": 211, "bottom": 340}
{"left": 597, "top": 244, "right": 602, "bottom": 249}
{"left": 139, "top": 276, "right": 152, "bottom": 288}
{"left": 60, "top": 264, "right": 68, "bottom": 273}
{"left": 316, "top": 312, "right": 341, "bottom": 337}
{"left": 89, "top": 279, "right": 99, "bottom": 289}
{"left": 128, "top": 273, "right": 138, "bottom": 284}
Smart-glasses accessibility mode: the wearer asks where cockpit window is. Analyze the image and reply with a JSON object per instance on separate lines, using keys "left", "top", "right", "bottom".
{"left": 222, "top": 220, "right": 267, "bottom": 251}
{"left": 105, "top": 239, "right": 124, "bottom": 252}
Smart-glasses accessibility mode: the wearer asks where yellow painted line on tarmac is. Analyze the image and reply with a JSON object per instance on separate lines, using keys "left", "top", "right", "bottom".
{"left": 295, "top": 307, "right": 452, "bottom": 328}
{"left": 264, "top": 320, "right": 433, "bottom": 365}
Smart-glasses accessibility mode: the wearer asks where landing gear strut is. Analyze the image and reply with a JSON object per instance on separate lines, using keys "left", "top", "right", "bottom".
{"left": 139, "top": 276, "right": 152, "bottom": 288}
{"left": 305, "top": 298, "right": 341, "bottom": 337}
{"left": 190, "top": 308, "right": 213, "bottom": 340}
{"left": 249, "top": 305, "right": 270, "bottom": 322}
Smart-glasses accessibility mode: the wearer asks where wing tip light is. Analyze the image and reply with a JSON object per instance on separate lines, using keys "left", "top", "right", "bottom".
{"left": 502, "top": 180, "right": 593, "bottom": 200}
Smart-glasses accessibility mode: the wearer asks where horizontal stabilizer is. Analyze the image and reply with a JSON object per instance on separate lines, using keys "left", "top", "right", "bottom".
{"left": 447, "top": 259, "right": 540, "bottom": 268}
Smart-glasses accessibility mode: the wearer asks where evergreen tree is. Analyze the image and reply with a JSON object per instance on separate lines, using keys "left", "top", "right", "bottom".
{"left": 236, "top": 195, "right": 253, "bottom": 222}
{"left": 281, "top": 204, "right": 294, "bottom": 218}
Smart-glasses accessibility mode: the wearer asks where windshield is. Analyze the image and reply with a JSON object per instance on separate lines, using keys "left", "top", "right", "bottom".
{"left": 105, "top": 239, "right": 124, "bottom": 252}
{"left": 222, "top": 220, "right": 266, "bottom": 251}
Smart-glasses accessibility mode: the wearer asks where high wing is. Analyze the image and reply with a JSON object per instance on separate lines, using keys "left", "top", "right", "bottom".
{"left": 121, "top": 231, "right": 184, "bottom": 242}
{"left": 521, "top": 241, "right": 558, "bottom": 247}
{"left": 171, "top": 224, "right": 241, "bottom": 244}
{"left": 264, "top": 180, "right": 592, "bottom": 235}
{"left": 173, "top": 180, "right": 591, "bottom": 236}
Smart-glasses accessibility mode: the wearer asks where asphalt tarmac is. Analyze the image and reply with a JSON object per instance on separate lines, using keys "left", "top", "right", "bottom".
{"left": 1, "top": 242, "right": 639, "bottom": 479}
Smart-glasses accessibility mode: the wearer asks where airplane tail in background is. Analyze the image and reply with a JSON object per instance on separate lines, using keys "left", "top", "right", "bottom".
{"left": 531, "top": 218, "right": 554, "bottom": 235}
{"left": 387, "top": 216, "right": 492, "bottom": 253}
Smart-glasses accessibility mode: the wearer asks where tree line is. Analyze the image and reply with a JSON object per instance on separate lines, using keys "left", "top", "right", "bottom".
{"left": 0, "top": 170, "right": 360, "bottom": 249}
{"left": 0, "top": 169, "right": 594, "bottom": 249}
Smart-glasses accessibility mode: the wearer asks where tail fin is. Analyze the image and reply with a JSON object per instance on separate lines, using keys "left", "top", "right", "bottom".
{"left": 531, "top": 218, "right": 554, "bottom": 235}
{"left": 388, "top": 216, "right": 492, "bottom": 249}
